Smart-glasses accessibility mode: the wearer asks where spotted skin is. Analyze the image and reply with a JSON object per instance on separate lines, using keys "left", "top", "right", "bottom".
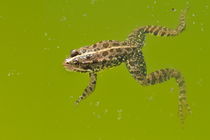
{"left": 126, "top": 56, "right": 191, "bottom": 122}
{"left": 63, "top": 9, "right": 190, "bottom": 122}
{"left": 127, "top": 8, "right": 188, "bottom": 47}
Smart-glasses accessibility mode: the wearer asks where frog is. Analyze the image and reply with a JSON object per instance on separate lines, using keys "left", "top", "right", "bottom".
{"left": 63, "top": 8, "right": 191, "bottom": 122}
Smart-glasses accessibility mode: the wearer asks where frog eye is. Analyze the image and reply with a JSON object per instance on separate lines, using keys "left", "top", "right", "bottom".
{"left": 70, "top": 50, "right": 80, "bottom": 57}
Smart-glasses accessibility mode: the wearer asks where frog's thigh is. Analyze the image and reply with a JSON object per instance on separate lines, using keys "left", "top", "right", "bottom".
{"left": 75, "top": 73, "right": 97, "bottom": 104}
{"left": 126, "top": 50, "right": 147, "bottom": 82}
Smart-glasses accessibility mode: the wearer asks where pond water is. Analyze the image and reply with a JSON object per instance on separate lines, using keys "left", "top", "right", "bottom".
{"left": 0, "top": 0, "right": 209, "bottom": 140}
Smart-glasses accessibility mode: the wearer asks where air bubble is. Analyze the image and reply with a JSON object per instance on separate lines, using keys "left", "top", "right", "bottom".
{"left": 104, "top": 109, "right": 108, "bottom": 114}
{"left": 44, "top": 32, "right": 48, "bottom": 37}
{"left": 7, "top": 70, "right": 20, "bottom": 77}
{"left": 8, "top": 72, "right": 12, "bottom": 77}
{"left": 92, "top": 112, "right": 96, "bottom": 115}
{"left": 170, "top": 88, "right": 174, "bottom": 93}
{"left": 95, "top": 101, "right": 100, "bottom": 107}
{"left": 116, "top": 109, "right": 123, "bottom": 120}
{"left": 117, "top": 109, "right": 123, "bottom": 113}
{"left": 147, "top": 96, "right": 154, "bottom": 101}
{"left": 60, "top": 16, "right": 67, "bottom": 22}
{"left": 82, "top": 13, "right": 87, "bottom": 17}
{"left": 154, "top": 0, "right": 157, "bottom": 4}
{"left": 96, "top": 114, "right": 101, "bottom": 119}
{"left": 117, "top": 116, "right": 122, "bottom": 120}
{"left": 43, "top": 47, "right": 50, "bottom": 51}
{"left": 90, "top": 0, "right": 96, "bottom": 5}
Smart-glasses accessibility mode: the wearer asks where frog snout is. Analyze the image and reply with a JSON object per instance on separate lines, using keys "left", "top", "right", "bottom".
{"left": 63, "top": 61, "right": 69, "bottom": 66}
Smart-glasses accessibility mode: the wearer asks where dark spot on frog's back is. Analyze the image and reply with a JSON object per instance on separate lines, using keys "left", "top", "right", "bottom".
{"left": 112, "top": 42, "right": 120, "bottom": 46}
{"left": 86, "top": 55, "right": 91, "bottom": 59}
{"left": 126, "top": 48, "right": 132, "bottom": 52}
{"left": 102, "top": 51, "right": 109, "bottom": 56}
{"left": 110, "top": 49, "right": 114, "bottom": 52}
{"left": 108, "top": 55, "right": 113, "bottom": 59}
{"left": 82, "top": 65, "right": 92, "bottom": 70}
{"left": 121, "top": 41, "right": 128, "bottom": 45}
{"left": 116, "top": 48, "right": 122, "bottom": 52}
{"left": 94, "top": 48, "right": 100, "bottom": 51}
{"left": 102, "top": 59, "right": 107, "bottom": 65}
{"left": 103, "top": 42, "right": 109, "bottom": 48}
{"left": 93, "top": 59, "right": 98, "bottom": 63}
{"left": 160, "top": 31, "right": 166, "bottom": 36}
{"left": 153, "top": 29, "right": 159, "bottom": 36}
{"left": 92, "top": 44, "right": 97, "bottom": 48}
{"left": 123, "top": 51, "right": 128, "bottom": 56}
{"left": 80, "top": 49, "right": 86, "bottom": 53}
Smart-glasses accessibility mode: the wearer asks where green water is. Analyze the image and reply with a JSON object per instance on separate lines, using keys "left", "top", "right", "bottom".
{"left": 1, "top": 0, "right": 209, "bottom": 139}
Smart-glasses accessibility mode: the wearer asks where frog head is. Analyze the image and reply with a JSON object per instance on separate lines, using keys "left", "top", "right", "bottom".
{"left": 63, "top": 49, "right": 92, "bottom": 73}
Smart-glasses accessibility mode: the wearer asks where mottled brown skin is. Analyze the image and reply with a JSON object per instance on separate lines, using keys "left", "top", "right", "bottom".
{"left": 63, "top": 8, "right": 191, "bottom": 122}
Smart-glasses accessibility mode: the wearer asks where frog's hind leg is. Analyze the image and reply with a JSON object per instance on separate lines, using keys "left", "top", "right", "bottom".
{"left": 143, "top": 69, "right": 191, "bottom": 122}
{"left": 127, "top": 8, "right": 188, "bottom": 47}
{"left": 75, "top": 72, "right": 97, "bottom": 104}
{"left": 126, "top": 54, "right": 191, "bottom": 122}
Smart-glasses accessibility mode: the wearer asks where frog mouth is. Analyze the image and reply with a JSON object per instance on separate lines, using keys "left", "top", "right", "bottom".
{"left": 63, "top": 63, "right": 89, "bottom": 72}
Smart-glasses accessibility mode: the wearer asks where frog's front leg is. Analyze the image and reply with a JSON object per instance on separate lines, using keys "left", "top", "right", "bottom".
{"left": 126, "top": 52, "right": 191, "bottom": 122}
{"left": 75, "top": 72, "right": 97, "bottom": 104}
